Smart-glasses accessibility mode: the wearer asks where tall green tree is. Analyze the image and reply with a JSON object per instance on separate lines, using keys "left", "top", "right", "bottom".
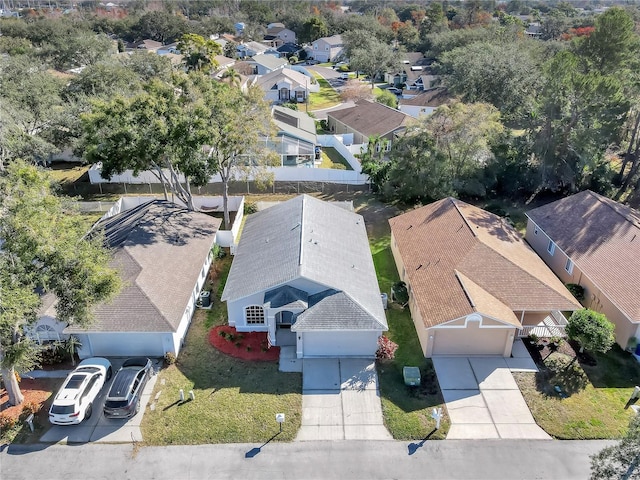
{"left": 81, "top": 74, "right": 214, "bottom": 210}
{"left": 566, "top": 309, "right": 615, "bottom": 355}
{"left": 349, "top": 41, "right": 399, "bottom": 87}
{"left": 300, "top": 17, "right": 328, "bottom": 43}
{"left": 177, "top": 33, "right": 222, "bottom": 73}
{"left": 197, "top": 82, "right": 277, "bottom": 228}
{"left": 0, "top": 162, "right": 120, "bottom": 405}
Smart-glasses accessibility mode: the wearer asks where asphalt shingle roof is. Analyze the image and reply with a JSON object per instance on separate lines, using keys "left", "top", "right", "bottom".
{"left": 292, "top": 290, "right": 383, "bottom": 330}
{"left": 389, "top": 198, "right": 580, "bottom": 329}
{"left": 527, "top": 190, "right": 640, "bottom": 322}
{"left": 66, "top": 200, "right": 220, "bottom": 333}
{"left": 222, "top": 195, "right": 387, "bottom": 330}
{"left": 328, "top": 100, "right": 410, "bottom": 137}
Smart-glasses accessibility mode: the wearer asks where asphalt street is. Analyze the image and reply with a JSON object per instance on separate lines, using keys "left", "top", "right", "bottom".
{"left": 1, "top": 439, "right": 612, "bottom": 480}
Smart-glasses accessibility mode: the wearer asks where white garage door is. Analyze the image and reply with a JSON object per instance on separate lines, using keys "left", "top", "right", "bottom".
{"left": 432, "top": 327, "right": 511, "bottom": 356}
{"left": 302, "top": 331, "right": 379, "bottom": 357}
{"left": 83, "top": 333, "right": 166, "bottom": 358}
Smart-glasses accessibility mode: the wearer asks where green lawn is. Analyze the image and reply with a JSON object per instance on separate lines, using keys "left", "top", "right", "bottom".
{"left": 141, "top": 256, "right": 302, "bottom": 444}
{"left": 371, "top": 235, "right": 449, "bottom": 440}
{"left": 514, "top": 345, "right": 640, "bottom": 439}
{"left": 319, "top": 147, "right": 352, "bottom": 170}
{"left": 308, "top": 73, "right": 341, "bottom": 110}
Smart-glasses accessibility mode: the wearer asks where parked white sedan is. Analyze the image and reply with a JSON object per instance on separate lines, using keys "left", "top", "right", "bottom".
{"left": 48, "top": 357, "right": 112, "bottom": 425}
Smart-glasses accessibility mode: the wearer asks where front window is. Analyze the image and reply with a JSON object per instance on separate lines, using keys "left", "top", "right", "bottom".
{"left": 245, "top": 306, "right": 265, "bottom": 325}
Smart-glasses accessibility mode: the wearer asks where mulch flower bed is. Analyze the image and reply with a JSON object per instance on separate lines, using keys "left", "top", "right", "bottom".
{"left": 209, "top": 325, "right": 280, "bottom": 362}
{"left": 1, "top": 377, "right": 57, "bottom": 428}
{"left": 523, "top": 337, "right": 597, "bottom": 367}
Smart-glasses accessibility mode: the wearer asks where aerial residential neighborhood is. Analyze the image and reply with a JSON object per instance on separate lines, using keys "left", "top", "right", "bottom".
{"left": 2, "top": 0, "right": 640, "bottom": 479}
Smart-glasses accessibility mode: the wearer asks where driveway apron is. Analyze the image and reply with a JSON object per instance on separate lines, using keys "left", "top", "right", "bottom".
{"left": 433, "top": 345, "right": 551, "bottom": 440}
{"left": 296, "top": 358, "right": 391, "bottom": 441}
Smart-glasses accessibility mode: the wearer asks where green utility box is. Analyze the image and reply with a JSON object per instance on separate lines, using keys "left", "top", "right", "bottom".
{"left": 403, "top": 366, "right": 421, "bottom": 387}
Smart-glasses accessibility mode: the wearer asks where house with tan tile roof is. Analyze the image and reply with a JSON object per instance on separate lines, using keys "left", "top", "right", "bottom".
{"left": 389, "top": 198, "right": 580, "bottom": 357}
{"left": 526, "top": 190, "right": 640, "bottom": 349}
{"left": 327, "top": 100, "right": 411, "bottom": 145}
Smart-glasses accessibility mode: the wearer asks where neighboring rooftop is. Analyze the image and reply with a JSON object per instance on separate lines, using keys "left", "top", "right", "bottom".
{"left": 390, "top": 198, "right": 580, "bottom": 329}
{"left": 252, "top": 54, "right": 288, "bottom": 71}
{"left": 527, "top": 190, "right": 640, "bottom": 321}
{"left": 272, "top": 106, "right": 316, "bottom": 144}
{"left": 255, "top": 67, "right": 310, "bottom": 90}
{"left": 317, "top": 34, "right": 343, "bottom": 46}
{"left": 399, "top": 87, "right": 452, "bottom": 108}
{"left": 222, "top": 195, "right": 387, "bottom": 330}
{"left": 66, "top": 200, "right": 220, "bottom": 333}
{"left": 328, "top": 100, "right": 410, "bottom": 137}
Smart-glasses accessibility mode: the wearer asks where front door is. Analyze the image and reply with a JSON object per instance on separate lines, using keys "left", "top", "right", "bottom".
{"left": 276, "top": 311, "right": 296, "bottom": 346}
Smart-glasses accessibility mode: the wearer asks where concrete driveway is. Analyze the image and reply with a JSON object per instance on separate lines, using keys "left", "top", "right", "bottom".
{"left": 433, "top": 341, "right": 550, "bottom": 440}
{"left": 296, "top": 358, "right": 391, "bottom": 441}
{"left": 39, "top": 359, "right": 159, "bottom": 444}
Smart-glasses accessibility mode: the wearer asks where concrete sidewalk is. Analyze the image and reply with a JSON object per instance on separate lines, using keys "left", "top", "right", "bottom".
{"left": 296, "top": 358, "right": 391, "bottom": 441}
{"left": 434, "top": 350, "right": 550, "bottom": 440}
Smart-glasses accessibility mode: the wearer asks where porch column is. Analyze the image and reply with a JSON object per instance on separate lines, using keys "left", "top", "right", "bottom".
{"left": 296, "top": 332, "right": 303, "bottom": 358}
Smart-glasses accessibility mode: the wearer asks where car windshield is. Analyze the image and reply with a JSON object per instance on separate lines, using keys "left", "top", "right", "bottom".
{"left": 64, "top": 374, "right": 86, "bottom": 389}
{"left": 105, "top": 400, "right": 129, "bottom": 408}
{"left": 51, "top": 404, "right": 76, "bottom": 415}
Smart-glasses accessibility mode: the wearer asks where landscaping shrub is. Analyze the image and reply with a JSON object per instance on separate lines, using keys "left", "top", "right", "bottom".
{"left": 566, "top": 283, "right": 585, "bottom": 301}
{"left": 164, "top": 352, "right": 176, "bottom": 365}
{"left": 376, "top": 335, "right": 399, "bottom": 360}
{"left": 0, "top": 414, "right": 16, "bottom": 431}
{"left": 392, "top": 281, "right": 409, "bottom": 306}
{"left": 338, "top": 65, "right": 350, "bottom": 72}
{"left": 244, "top": 201, "right": 258, "bottom": 215}
{"left": 21, "top": 401, "right": 42, "bottom": 416}
{"left": 39, "top": 342, "right": 65, "bottom": 365}
{"left": 212, "top": 244, "right": 226, "bottom": 259}
{"left": 528, "top": 333, "right": 539, "bottom": 344}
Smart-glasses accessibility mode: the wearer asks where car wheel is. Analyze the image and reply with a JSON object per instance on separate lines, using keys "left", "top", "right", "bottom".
{"left": 106, "top": 366, "right": 112, "bottom": 381}
{"left": 85, "top": 403, "right": 92, "bottom": 420}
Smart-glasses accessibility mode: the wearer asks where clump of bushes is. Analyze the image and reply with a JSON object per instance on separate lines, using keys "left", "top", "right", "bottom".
{"left": 39, "top": 342, "right": 66, "bottom": 365}
{"left": 164, "top": 352, "right": 176, "bottom": 365}
{"left": 566, "top": 283, "right": 585, "bottom": 301}
{"left": 244, "top": 201, "right": 258, "bottom": 215}
{"left": 376, "top": 335, "right": 399, "bottom": 360}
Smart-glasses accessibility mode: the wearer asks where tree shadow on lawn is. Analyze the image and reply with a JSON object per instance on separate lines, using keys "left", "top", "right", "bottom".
{"left": 580, "top": 344, "right": 640, "bottom": 389}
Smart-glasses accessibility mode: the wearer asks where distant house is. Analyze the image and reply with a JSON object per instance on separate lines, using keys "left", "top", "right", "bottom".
{"left": 525, "top": 22, "right": 543, "bottom": 38}
{"left": 237, "top": 41, "right": 270, "bottom": 58}
{"left": 390, "top": 198, "right": 581, "bottom": 357}
{"left": 157, "top": 42, "right": 180, "bottom": 55}
{"left": 398, "top": 88, "right": 452, "bottom": 118}
{"left": 234, "top": 22, "right": 245, "bottom": 36}
{"left": 255, "top": 68, "right": 314, "bottom": 104}
{"left": 526, "top": 191, "right": 640, "bottom": 349}
{"left": 264, "top": 23, "right": 297, "bottom": 47}
{"left": 134, "top": 39, "right": 163, "bottom": 52}
{"left": 212, "top": 55, "right": 236, "bottom": 75}
{"left": 326, "top": 100, "right": 411, "bottom": 145}
{"left": 250, "top": 54, "right": 288, "bottom": 75}
{"left": 221, "top": 195, "right": 387, "bottom": 358}
{"left": 269, "top": 106, "right": 318, "bottom": 167}
{"left": 311, "top": 34, "right": 344, "bottom": 63}
{"left": 384, "top": 52, "right": 431, "bottom": 87}
{"left": 34, "top": 200, "right": 220, "bottom": 359}
{"left": 277, "top": 42, "right": 302, "bottom": 58}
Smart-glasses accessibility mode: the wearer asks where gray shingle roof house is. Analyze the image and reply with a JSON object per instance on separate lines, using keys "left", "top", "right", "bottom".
{"left": 389, "top": 198, "right": 580, "bottom": 357}
{"left": 58, "top": 200, "right": 220, "bottom": 359}
{"left": 221, "top": 195, "right": 387, "bottom": 358}
{"left": 526, "top": 190, "right": 640, "bottom": 349}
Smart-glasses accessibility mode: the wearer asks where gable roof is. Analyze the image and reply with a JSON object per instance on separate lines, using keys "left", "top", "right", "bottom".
{"left": 273, "top": 106, "right": 317, "bottom": 144}
{"left": 222, "top": 195, "right": 387, "bottom": 330}
{"left": 292, "top": 290, "right": 384, "bottom": 330}
{"left": 255, "top": 67, "right": 310, "bottom": 91}
{"left": 66, "top": 200, "right": 220, "bottom": 333}
{"left": 527, "top": 190, "right": 640, "bottom": 321}
{"left": 316, "top": 34, "right": 343, "bottom": 46}
{"left": 399, "top": 88, "right": 452, "bottom": 108}
{"left": 328, "top": 100, "right": 410, "bottom": 137}
{"left": 389, "top": 198, "right": 580, "bottom": 329}
{"left": 252, "top": 54, "right": 287, "bottom": 70}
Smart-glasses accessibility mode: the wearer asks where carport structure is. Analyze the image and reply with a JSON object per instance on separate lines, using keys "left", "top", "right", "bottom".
{"left": 389, "top": 198, "right": 581, "bottom": 358}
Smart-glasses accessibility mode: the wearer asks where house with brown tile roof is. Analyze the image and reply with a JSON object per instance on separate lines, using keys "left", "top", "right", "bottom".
{"left": 398, "top": 88, "right": 453, "bottom": 118}
{"left": 389, "top": 198, "right": 580, "bottom": 357}
{"left": 526, "top": 190, "right": 640, "bottom": 349}
{"left": 327, "top": 100, "right": 411, "bottom": 145}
